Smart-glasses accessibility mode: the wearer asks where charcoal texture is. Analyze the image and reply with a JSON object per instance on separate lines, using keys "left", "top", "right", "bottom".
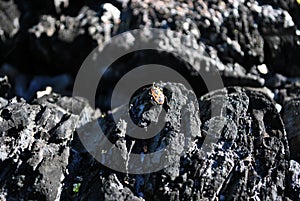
{"left": 0, "top": 0, "right": 300, "bottom": 200}
{"left": 0, "top": 79, "right": 299, "bottom": 200}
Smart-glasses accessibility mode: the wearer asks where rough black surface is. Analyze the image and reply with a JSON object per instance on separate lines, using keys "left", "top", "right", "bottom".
{"left": 1, "top": 0, "right": 299, "bottom": 98}
{"left": 0, "top": 93, "right": 99, "bottom": 200}
{"left": 0, "top": 0, "right": 300, "bottom": 200}
{"left": 0, "top": 79, "right": 299, "bottom": 200}
{"left": 279, "top": 82, "right": 300, "bottom": 162}
{"left": 0, "top": 0, "right": 299, "bottom": 76}
{"left": 0, "top": 0, "right": 20, "bottom": 60}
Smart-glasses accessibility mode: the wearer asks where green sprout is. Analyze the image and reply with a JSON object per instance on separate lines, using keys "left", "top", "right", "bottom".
{"left": 73, "top": 183, "right": 81, "bottom": 193}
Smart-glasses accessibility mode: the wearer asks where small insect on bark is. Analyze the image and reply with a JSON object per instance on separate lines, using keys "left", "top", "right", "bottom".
{"left": 150, "top": 85, "right": 165, "bottom": 105}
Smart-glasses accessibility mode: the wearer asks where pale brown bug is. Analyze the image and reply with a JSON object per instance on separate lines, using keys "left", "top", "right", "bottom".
{"left": 150, "top": 85, "right": 165, "bottom": 105}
